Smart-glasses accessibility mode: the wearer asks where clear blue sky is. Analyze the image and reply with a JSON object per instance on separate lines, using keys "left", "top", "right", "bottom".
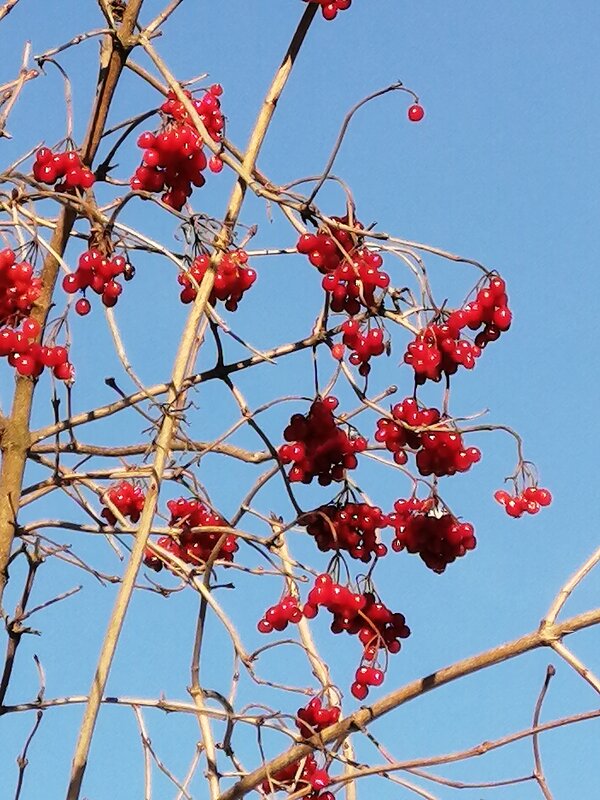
{"left": 1, "top": 1, "right": 599, "bottom": 798}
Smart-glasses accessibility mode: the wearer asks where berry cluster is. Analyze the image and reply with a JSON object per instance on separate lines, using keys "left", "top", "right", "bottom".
{"left": 296, "top": 215, "right": 363, "bottom": 274}
{"left": 374, "top": 397, "right": 480, "bottom": 476}
{"left": 302, "top": 501, "right": 388, "bottom": 562}
{"left": 388, "top": 498, "right": 476, "bottom": 573}
{"left": 374, "top": 396, "right": 436, "bottom": 464}
{"left": 33, "top": 147, "right": 95, "bottom": 191}
{"left": 303, "top": 575, "right": 409, "bottom": 697}
{"left": 494, "top": 486, "right": 552, "bottom": 518}
{"left": 305, "top": 0, "right": 351, "bottom": 20}
{"left": 130, "top": 86, "right": 224, "bottom": 210}
{"left": 178, "top": 249, "right": 256, "bottom": 311}
{"left": 404, "top": 275, "right": 511, "bottom": 384}
{"left": 261, "top": 756, "right": 331, "bottom": 799}
{"left": 417, "top": 428, "right": 481, "bottom": 478}
{"left": 340, "top": 319, "right": 386, "bottom": 376}
{"left": 257, "top": 595, "right": 303, "bottom": 633}
{"left": 0, "top": 249, "right": 41, "bottom": 322}
{"left": 295, "top": 698, "right": 341, "bottom": 739}
{"left": 101, "top": 481, "right": 146, "bottom": 526}
{"left": 144, "top": 497, "right": 237, "bottom": 571}
{"left": 278, "top": 397, "right": 366, "bottom": 485}
{"left": 62, "top": 248, "right": 133, "bottom": 313}
{"left": 322, "top": 248, "right": 389, "bottom": 315}
{"left": 0, "top": 248, "right": 73, "bottom": 380}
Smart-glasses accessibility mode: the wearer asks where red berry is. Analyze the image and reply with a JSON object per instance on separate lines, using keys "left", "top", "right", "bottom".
{"left": 408, "top": 104, "right": 425, "bottom": 122}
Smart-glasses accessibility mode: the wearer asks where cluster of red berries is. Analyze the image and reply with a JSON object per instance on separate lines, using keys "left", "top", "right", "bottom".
{"left": 261, "top": 755, "right": 331, "bottom": 799}
{"left": 278, "top": 397, "right": 366, "bottom": 485}
{"left": 178, "top": 249, "right": 256, "bottom": 311}
{"left": 257, "top": 595, "right": 303, "bottom": 633}
{"left": 0, "top": 249, "right": 41, "bottom": 321}
{"left": 374, "top": 396, "right": 435, "bottom": 464}
{"left": 62, "top": 248, "right": 133, "bottom": 314}
{"left": 0, "top": 329, "right": 73, "bottom": 379}
{"left": 131, "top": 85, "right": 224, "bottom": 210}
{"left": 33, "top": 147, "right": 95, "bottom": 191}
{"left": 337, "top": 319, "right": 386, "bottom": 376}
{"left": 494, "top": 486, "right": 552, "bottom": 518}
{"left": 404, "top": 275, "right": 511, "bottom": 384}
{"left": 305, "top": 0, "right": 351, "bottom": 21}
{"left": 323, "top": 248, "right": 389, "bottom": 315}
{"left": 417, "top": 428, "right": 481, "bottom": 478}
{"left": 100, "top": 481, "right": 146, "bottom": 526}
{"left": 374, "top": 397, "right": 481, "bottom": 476}
{"left": 144, "top": 497, "right": 237, "bottom": 571}
{"left": 0, "top": 248, "right": 73, "bottom": 380}
{"left": 297, "top": 216, "right": 363, "bottom": 274}
{"left": 295, "top": 698, "right": 341, "bottom": 738}
{"left": 297, "top": 217, "right": 389, "bottom": 314}
{"left": 387, "top": 497, "right": 476, "bottom": 573}
{"left": 302, "top": 501, "right": 388, "bottom": 562}
{"left": 303, "top": 575, "right": 409, "bottom": 696}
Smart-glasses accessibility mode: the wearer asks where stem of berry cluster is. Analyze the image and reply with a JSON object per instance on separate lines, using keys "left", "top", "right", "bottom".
{"left": 65, "top": 6, "right": 319, "bottom": 799}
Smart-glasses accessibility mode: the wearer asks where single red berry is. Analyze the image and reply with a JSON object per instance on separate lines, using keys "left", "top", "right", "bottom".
{"left": 408, "top": 104, "right": 425, "bottom": 122}
{"left": 75, "top": 298, "right": 91, "bottom": 316}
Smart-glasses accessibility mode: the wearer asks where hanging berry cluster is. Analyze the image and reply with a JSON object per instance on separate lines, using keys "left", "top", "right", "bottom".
{"left": 374, "top": 396, "right": 481, "bottom": 476}
{"left": 100, "top": 481, "right": 146, "bottom": 526}
{"left": 494, "top": 486, "right": 552, "bottom": 518}
{"left": 304, "top": 576, "right": 410, "bottom": 698}
{"left": 388, "top": 497, "right": 476, "bottom": 573}
{"left": 298, "top": 223, "right": 389, "bottom": 315}
{"left": 339, "top": 319, "right": 386, "bottom": 376}
{"left": 304, "top": 0, "right": 351, "bottom": 20}
{"left": 178, "top": 249, "right": 257, "bottom": 311}
{"left": 33, "top": 147, "right": 95, "bottom": 191}
{"left": 278, "top": 397, "right": 367, "bottom": 485}
{"left": 144, "top": 497, "right": 237, "bottom": 571}
{"left": 404, "top": 275, "right": 512, "bottom": 384}
{"left": 261, "top": 755, "right": 332, "bottom": 799}
{"left": 62, "top": 248, "right": 134, "bottom": 314}
{"left": 257, "top": 595, "right": 303, "bottom": 633}
{"left": 302, "top": 501, "right": 388, "bottom": 562}
{"left": 295, "top": 698, "right": 341, "bottom": 738}
{"left": 130, "top": 85, "right": 224, "bottom": 210}
{"left": 0, "top": 248, "right": 73, "bottom": 380}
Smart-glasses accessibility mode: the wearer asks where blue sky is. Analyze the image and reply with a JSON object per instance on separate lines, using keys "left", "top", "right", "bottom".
{"left": 1, "top": 1, "right": 599, "bottom": 798}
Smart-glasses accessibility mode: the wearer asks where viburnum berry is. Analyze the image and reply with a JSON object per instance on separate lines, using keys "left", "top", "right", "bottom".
{"left": 278, "top": 397, "right": 366, "bottom": 485}
{"left": 0, "top": 248, "right": 74, "bottom": 381}
{"left": 295, "top": 697, "right": 341, "bottom": 739}
{"left": 178, "top": 249, "right": 256, "bottom": 311}
{"left": 404, "top": 274, "right": 511, "bottom": 383}
{"left": 494, "top": 485, "right": 552, "bottom": 518}
{"left": 304, "top": 0, "right": 352, "bottom": 21}
{"left": 144, "top": 497, "right": 237, "bottom": 571}
{"left": 130, "top": 85, "right": 224, "bottom": 210}
{"left": 301, "top": 501, "right": 388, "bottom": 562}
{"left": 33, "top": 147, "right": 94, "bottom": 191}
{"left": 374, "top": 397, "right": 480, "bottom": 477}
{"left": 64, "top": 248, "right": 133, "bottom": 313}
{"left": 408, "top": 104, "right": 425, "bottom": 122}
{"left": 302, "top": 575, "right": 409, "bottom": 696}
{"left": 261, "top": 754, "right": 331, "bottom": 797}
{"left": 388, "top": 497, "right": 477, "bottom": 573}
{"left": 257, "top": 594, "right": 303, "bottom": 633}
{"left": 101, "top": 481, "right": 146, "bottom": 526}
{"left": 340, "top": 319, "right": 387, "bottom": 376}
